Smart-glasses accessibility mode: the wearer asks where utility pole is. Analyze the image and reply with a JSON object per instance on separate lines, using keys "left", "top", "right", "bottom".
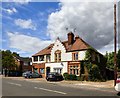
{"left": 114, "top": 0, "right": 117, "bottom": 86}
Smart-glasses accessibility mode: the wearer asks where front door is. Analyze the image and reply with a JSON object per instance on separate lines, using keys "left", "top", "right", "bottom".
{"left": 46, "top": 67, "right": 50, "bottom": 76}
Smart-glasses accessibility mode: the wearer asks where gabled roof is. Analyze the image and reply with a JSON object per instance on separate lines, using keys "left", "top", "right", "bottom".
{"left": 32, "top": 44, "right": 54, "bottom": 56}
{"left": 32, "top": 36, "right": 91, "bottom": 56}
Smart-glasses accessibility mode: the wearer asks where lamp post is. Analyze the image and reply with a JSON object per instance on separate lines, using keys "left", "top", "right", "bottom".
{"left": 114, "top": 0, "right": 117, "bottom": 86}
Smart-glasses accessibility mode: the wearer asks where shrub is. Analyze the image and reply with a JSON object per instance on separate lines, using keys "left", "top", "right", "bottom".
{"left": 63, "top": 73, "right": 77, "bottom": 80}
{"left": 63, "top": 73, "right": 69, "bottom": 80}
{"left": 68, "top": 74, "right": 77, "bottom": 80}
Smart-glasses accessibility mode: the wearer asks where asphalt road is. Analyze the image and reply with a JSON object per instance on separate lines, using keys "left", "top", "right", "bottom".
{"left": 2, "top": 78, "right": 119, "bottom": 97}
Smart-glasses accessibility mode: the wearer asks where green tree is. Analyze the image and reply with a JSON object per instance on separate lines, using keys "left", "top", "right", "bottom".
{"left": 117, "top": 49, "right": 120, "bottom": 69}
{"left": 105, "top": 52, "right": 114, "bottom": 69}
{"left": 2, "top": 50, "right": 16, "bottom": 70}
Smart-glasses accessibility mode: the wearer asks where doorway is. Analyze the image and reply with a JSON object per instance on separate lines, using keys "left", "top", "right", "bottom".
{"left": 46, "top": 67, "right": 50, "bottom": 76}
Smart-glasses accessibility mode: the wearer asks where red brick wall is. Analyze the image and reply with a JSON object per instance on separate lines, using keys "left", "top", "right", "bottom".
{"left": 32, "top": 63, "right": 45, "bottom": 78}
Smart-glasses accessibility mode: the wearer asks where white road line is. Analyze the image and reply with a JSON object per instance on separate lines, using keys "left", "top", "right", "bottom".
{"left": 7, "top": 82, "right": 22, "bottom": 87}
{"left": 34, "top": 87, "right": 67, "bottom": 95}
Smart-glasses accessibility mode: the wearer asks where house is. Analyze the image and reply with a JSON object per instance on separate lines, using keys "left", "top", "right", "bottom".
{"left": 14, "top": 56, "right": 32, "bottom": 72}
{"left": 32, "top": 32, "right": 106, "bottom": 79}
{"left": 20, "top": 57, "right": 32, "bottom": 72}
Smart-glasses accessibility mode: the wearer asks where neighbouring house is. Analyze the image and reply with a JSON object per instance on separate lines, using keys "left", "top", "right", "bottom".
{"left": 32, "top": 32, "right": 106, "bottom": 79}
{"left": 20, "top": 57, "right": 32, "bottom": 72}
{"left": 14, "top": 56, "right": 32, "bottom": 72}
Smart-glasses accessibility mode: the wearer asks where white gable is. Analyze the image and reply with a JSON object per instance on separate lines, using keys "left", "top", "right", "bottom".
{"left": 51, "top": 39, "right": 66, "bottom": 62}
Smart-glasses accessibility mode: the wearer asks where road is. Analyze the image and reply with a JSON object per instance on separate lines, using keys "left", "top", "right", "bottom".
{"left": 2, "top": 77, "right": 119, "bottom": 97}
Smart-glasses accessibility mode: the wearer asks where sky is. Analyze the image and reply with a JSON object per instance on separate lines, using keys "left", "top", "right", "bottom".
{"left": 1, "top": 0, "right": 120, "bottom": 57}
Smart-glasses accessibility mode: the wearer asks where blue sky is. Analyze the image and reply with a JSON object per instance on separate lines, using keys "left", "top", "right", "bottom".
{"left": 1, "top": 1, "right": 120, "bottom": 57}
{"left": 2, "top": 2, "right": 60, "bottom": 57}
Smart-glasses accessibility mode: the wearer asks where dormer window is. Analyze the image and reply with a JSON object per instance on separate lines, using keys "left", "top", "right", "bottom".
{"left": 54, "top": 50, "right": 61, "bottom": 62}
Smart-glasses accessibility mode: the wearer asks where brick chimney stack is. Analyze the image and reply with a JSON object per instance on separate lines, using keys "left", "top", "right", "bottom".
{"left": 68, "top": 32, "right": 74, "bottom": 45}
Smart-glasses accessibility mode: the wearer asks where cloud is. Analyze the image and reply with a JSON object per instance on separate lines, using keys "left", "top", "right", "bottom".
{"left": 47, "top": 2, "right": 115, "bottom": 53}
{"left": 3, "top": 0, "right": 31, "bottom": 4}
{"left": 7, "top": 32, "right": 53, "bottom": 53}
{"left": 2, "top": 8, "right": 17, "bottom": 15}
{"left": 14, "top": 19, "right": 36, "bottom": 30}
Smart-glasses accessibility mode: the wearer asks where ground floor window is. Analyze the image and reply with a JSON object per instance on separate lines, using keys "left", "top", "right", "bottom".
{"left": 54, "top": 68, "right": 62, "bottom": 74}
{"left": 69, "top": 65, "right": 79, "bottom": 75}
{"left": 40, "top": 68, "right": 45, "bottom": 74}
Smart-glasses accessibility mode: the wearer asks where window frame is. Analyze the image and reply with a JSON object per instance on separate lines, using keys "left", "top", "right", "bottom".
{"left": 72, "top": 52, "right": 79, "bottom": 61}
{"left": 54, "top": 50, "right": 61, "bottom": 62}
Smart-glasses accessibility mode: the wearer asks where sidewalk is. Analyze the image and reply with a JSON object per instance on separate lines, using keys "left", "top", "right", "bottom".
{"left": 60, "top": 80, "right": 114, "bottom": 88}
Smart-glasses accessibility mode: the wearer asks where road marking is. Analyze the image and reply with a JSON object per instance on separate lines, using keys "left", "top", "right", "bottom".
{"left": 34, "top": 87, "right": 67, "bottom": 95}
{"left": 7, "top": 82, "right": 22, "bottom": 87}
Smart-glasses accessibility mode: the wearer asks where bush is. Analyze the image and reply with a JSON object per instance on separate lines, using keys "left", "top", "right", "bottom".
{"left": 68, "top": 74, "right": 77, "bottom": 80}
{"left": 63, "top": 73, "right": 69, "bottom": 80}
{"left": 63, "top": 73, "right": 77, "bottom": 80}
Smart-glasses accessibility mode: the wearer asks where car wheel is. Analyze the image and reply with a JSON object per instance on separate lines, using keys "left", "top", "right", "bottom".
{"left": 46, "top": 78, "right": 49, "bottom": 81}
{"left": 29, "top": 76, "right": 32, "bottom": 78}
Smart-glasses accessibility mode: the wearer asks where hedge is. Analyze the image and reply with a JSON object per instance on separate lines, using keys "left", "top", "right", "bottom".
{"left": 63, "top": 73, "right": 77, "bottom": 80}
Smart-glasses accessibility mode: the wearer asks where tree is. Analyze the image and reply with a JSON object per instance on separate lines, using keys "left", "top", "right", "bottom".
{"left": 105, "top": 52, "right": 114, "bottom": 69}
{"left": 117, "top": 49, "right": 120, "bottom": 69}
{"left": 2, "top": 50, "right": 16, "bottom": 70}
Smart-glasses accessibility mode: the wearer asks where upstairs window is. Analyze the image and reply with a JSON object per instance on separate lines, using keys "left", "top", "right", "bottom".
{"left": 72, "top": 52, "right": 78, "bottom": 61}
{"left": 33, "top": 56, "right": 38, "bottom": 62}
{"left": 54, "top": 50, "right": 61, "bottom": 62}
{"left": 39, "top": 55, "right": 44, "bottom": 61}
{"left": 46, "top": 55, "right": 51, "bottom": 62}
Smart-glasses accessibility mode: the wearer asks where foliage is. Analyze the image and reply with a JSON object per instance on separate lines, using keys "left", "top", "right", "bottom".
{"left": 105, "top": 52, "right": 114, "bottom": 69}
{"left": 84, "top": 47, "right": 94, "bottom": 62}
{"left": 77, "top": 74, "right": 87, "bottom": 81}
{"left": 63, "top": 73, "right": 69, "bottom": 80}
{"left": 105, "top": 49, "right": 120, "bottom": 70}
{"left": 117, "top": 49, "right": 120, "bottom": 69}
{"left": 89, "top": 64, "right": 104, "bottom": 81}
{"left": 84, "top": 48, "right": 106, "bottom": 81}
{"left": 2, "top": 50, "right": 16, "bottom": 70}
{"left": 63, "top": 73, "right": 77, "bottom": 80}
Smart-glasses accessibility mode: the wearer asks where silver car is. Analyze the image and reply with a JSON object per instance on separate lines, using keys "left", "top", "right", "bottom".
{"left": 22, "top": 71, "right": 42, "bottom": 78}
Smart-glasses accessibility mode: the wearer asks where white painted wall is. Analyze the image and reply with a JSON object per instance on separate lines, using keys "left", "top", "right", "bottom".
{"left": 51, "top": 39, "right": 66, "bottom": 62}
{"left": 45, "top": 62, "right": 68, "bottom": 75}
{"left": 79, "top": 50, "right": 86, "bottom": 60}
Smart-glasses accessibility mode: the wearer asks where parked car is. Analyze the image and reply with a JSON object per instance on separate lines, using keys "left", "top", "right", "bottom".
{"left": 115, "top": 77, "right": 120, "bottom": 92}
{"left": 22, "top": 71, "right": 42, "bottom": 78}
{"left": 46, "top": 72, "right": 63, "bottom": 81}
{"left": 22, "top": 71, "right": 32, "bottom": 77}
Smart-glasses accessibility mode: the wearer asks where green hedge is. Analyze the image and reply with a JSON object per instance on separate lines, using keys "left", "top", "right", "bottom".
{"left": 63, "top": 73, "right": 77, "bottom": 80}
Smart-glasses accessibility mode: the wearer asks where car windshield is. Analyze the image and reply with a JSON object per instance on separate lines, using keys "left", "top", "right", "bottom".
{"left": 49, "top": 72, "right": 60, "bottom": 75}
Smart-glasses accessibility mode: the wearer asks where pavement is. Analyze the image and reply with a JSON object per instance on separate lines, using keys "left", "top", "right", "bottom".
{"left": 1, "top": 75, "right": 114, "bottom": 90}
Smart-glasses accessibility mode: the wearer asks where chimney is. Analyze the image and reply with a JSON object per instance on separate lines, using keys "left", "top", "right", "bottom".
{"left": 68, "top": 32, "right": 74, "bottom": 45}
{"left": 75, "top": 35, "right": 79, "bottom": 40}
